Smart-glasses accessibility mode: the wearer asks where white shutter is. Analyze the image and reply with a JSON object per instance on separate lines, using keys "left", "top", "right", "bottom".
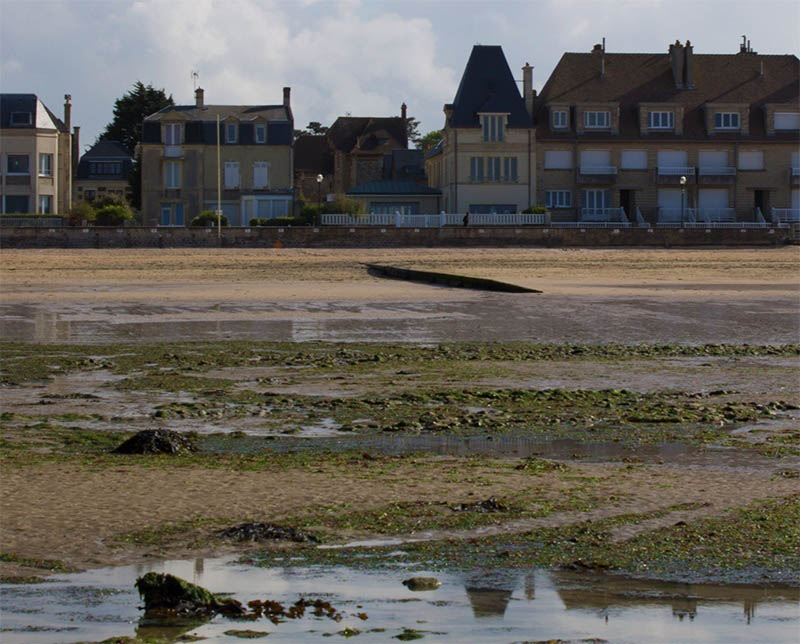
{"left": 699, "top": 151, "right": 727, "bottom": 169}
{"left": 774, "top": 112, "right": 800, "bottom": 130}
{"left": 657, "top": 150, "right": 687, "bottom": 167}
{"left": 658, "top": 189, "right": 682, "bottom": 208}
{"left": 791, "top": 152, "right": 799, "bottom": 168}
{"left": 738, "top": 151, "right": 764, "bottom": 170}
{"left": 253, "top": 162, "right": 269, "bottom": 189}
{"left": 792, "top": 190, "right": 799, "bottom": 210}
{"left": 698, "top": 189, "right": 729, "bottom": 208}
{"left": 544, "top": 150, "right": 571, "bottom": 169}
{"left": 621, "top": 150, "right": 647, "bottom": 169}
{"left": 224, "top": 162, "right": 239, "bottom": 188}
{"left": 580, "top": 150, "right": 610, "bottom": 167}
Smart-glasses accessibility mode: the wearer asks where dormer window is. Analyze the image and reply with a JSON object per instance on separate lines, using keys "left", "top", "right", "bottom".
{"left": 481, "top": 115, "right": 505, "bottom": 142}
{"left": 714, "top": 112, "right": 740, "bottom": 130}
{"left": 584, "top": 111, "right": 610, "bottom": 129}
{"left": 164, "top": 123, "right": 181, "bottom": 145}
{"left": 10, "top": 112, "right": 32, "bottom": 126}
{"left": 553, "top": 110, "right": 568, "bottom": 129}
{"left": 226, "top": 123, "right": 238, "bottom": 143}
{"left": 255, "top": 124, "right": 267, "bottom": 144}
{"left": 649, "top": 111, "right": 674, "bottom": 129}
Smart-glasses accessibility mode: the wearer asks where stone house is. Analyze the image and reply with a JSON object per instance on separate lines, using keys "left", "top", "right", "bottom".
{"left": 0, "top": 93, "right": 77, "bottom": 214}
{"left": 139, "top": 88, "right": 294, "bottom": 226}
{"left": 74, "top": 139, "right": 134, "bottom": 204}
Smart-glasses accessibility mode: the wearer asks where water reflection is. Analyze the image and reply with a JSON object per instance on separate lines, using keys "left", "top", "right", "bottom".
{"left": 1, "top": 557, "right": 797, "bottom": 643}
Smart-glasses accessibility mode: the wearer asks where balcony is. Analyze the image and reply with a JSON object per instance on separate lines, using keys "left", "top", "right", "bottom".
{"left": 580, "top": 207, "right": 627, "bottom": 223}
{"left": 790, "top": 167, "right": 800, "bottom": 185}
{"left": 656, "top": 166, "right": 695, "bottom": 185}
{"left": 772, "top": 208, "right": 800, "bottom": 223}
{"left": 163, "top": 145, "right": 183, "bottom": 158}
{"left": 698, "top": 167, "right": 736, "bottom": 185}
{"left": 578, "top": 166, "right": 618, "bottom": 185}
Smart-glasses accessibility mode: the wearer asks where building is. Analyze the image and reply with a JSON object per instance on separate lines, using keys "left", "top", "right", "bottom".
{"left": 534, "top": 39, "right": 800, "bottom": 224}
{"left": 0, "top": 93, "right": 77, "bottom": 214}
{"left": 426, "top": 45, "right": 536, "bottom": 214}
{"left": 74, "top": 139, "right": 134, "bottom": 204}
{"left": 140, "top": 87, "right": 294, "bottom": 226}
{"left": 293, "top": 133, "right": 334, "bottom": 204}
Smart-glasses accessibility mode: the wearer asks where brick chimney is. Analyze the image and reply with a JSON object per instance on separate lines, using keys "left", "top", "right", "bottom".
{"left": 669, "top": 40, "right": 685, "bottom": 89}
{"left": 283, "top": 87, "right": 291, "bottom": 108}
{"left": 683, "top": 40, "right": 694, "bottom": 89}
{"left": 522, "top": 63, "right": 534, "bottom": 117}
{"left": 195, "top": 87, "right": 204, "bottom": 108}
{"left": 400, "top": 102, "right": 408, "bottom": 148}
{"left": 72, "top": 126, "right": 80, "bottom": 176}
{"left": 64, "top": 94, "right": 71, "bottom": 130}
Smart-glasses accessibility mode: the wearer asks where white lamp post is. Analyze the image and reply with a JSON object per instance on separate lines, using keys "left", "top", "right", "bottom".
{"left": 316, "top": 174, "right": 323, "bottom": 226}
{"left": 680, "top": 175, "right": 687, "bottom": 227}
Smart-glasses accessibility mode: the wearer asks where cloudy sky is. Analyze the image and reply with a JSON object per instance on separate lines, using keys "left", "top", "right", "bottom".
{"left": 1, "top": 0, "right": 798, "bottom": 151}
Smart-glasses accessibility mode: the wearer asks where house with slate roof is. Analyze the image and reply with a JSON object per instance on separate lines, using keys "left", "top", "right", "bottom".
{"left": 74, "top": 139, "right": 134, "bottom": 204}
{"left": 535, "top": 39, "right": 800, "bottom": 224}
{"left": 139, "top": 87, "right": 294, "bottom": 226}
{"left": 426, "top": 45, "right": 537, "bottom": 214}
{"left": 0, "top": 93, "right": 77, "bottom": 215}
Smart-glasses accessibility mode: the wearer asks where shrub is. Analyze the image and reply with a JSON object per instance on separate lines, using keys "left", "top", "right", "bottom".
{"left": 249, "top": 216, "right": 307, "bottom": 226}
{"left": 522, "top": 205, "right": 548, "bottom": 214}
{"left": 322, "top": 197, "right": 363, "bottom": 215}
{"left": 191, "top": 210, "right": 228, "bottom": 227}
{"left": 69, "top": 201, "right": 96, "bottom": 225}
{"left": 94, "top": 205, "right": 134, "bottom": 226}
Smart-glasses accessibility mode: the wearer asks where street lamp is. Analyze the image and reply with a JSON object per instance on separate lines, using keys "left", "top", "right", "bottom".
{"left": 316, "top": 174, "right": 323, "bottom": 226}
{"left": 680, "top": 175, "right": 687, "bottom": 228}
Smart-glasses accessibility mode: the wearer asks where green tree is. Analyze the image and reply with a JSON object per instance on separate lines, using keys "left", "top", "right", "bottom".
{"left": 416, "top": 129, "right": 443, "bottom": 153}
{"left": 98, "top": 81, "right": 174, "bottom": 153}
{"left": 406, "top": 116, "right": 421, "bottom": 147}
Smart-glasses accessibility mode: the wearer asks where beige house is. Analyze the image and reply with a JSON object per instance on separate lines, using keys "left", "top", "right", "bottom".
{"left": 534, "top": 40, "right": 800, "bottom": 224}
{"left": 426, "top": 46, "right": 536, "bottom": 214}
{"left": 140, "top": 88, "right": 294, "bottom": 226}
{"left": 74, "top": 139, "right": 134, "bottom": 204}
{"left": 0, "top": 94, "right": 76, "bottom": 215}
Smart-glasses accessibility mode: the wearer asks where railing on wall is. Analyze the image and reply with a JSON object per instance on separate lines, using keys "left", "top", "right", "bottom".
{"left": 771, "top": 208, "right": 800, "bottom": 223}
{"left": 320, "top": 213, "right": 547, "bottom": 227}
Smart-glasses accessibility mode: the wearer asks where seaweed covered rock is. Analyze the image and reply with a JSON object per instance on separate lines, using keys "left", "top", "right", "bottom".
{"left": 113, "top": 429, "right": 197, "bottom": 455}
{"left": 402, "top": 577, "right": 441, "bottom": 591}
{"left": 451, "top": 496, "right": 507, "bottom": 513}
{"left": 215, "top": 522, "right": 319, "bottom": 543}
{"left": 135, "top": 572, "right": 243, "bottom": 616}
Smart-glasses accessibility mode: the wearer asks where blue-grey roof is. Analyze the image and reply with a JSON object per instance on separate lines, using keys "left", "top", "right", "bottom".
{"left": 82, "top": 140, "right": 133, "bottom": 159}
{"left": 449, "top": 46, "right": 532, "bottom": 129}
{"left": 0, "top": 93, "right": 67, "bottom": 131}
{"left": 347, "top": 180, "right": 440, "bottom": 196}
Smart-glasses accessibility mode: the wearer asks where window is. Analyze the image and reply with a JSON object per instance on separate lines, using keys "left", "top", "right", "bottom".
{"left": 621, "top": 150, "right": 647, "bottom": 170}
{"left": 544, "top": 150, "right": 572, "bottom": 169}
{"left": 503, "top": 157, "right": 518, "bottom": 182}
{"left": 164, "top": 123, "right": 181, "bottom": 145}
{"left": 160, "top": 203, "right": 185, "bottom": 226}
{"left": 3, "top": 195, "right": 29, "bottom": 213}
{"left": 774, "top": 112, "right": 800, "bottom": 130}
{"left": 253, "top": 162, "right": 269, "bottom": 189}
{"left": 38, "top": 195, "right": 52, "bottom": 214}
{"left": 649, "top": 111, "right": 674, "bottom": 129}
{"left": 224, "top": 161, "right": 239, "bottom": 188}
{"left": 90, "top": 162, "right": 121, "bottom": 175}
{"left": 226, "top": 123, "right": 238, "bottom": 143}
{"left": 738, "top": 151, "right": 764, "bottom": 170}
{"left": 7, "top": 155, "right": 29, "bottom": 174}
{"left": 545, "top": 190, "right": 572, "bottom": 208}
{"left": 486, "top": 157, "right": 501, "bottom": 181}
{"left": 582, "top": 189, "right": 611, "bottom": 210}
{"left": 481, "top": 115, "right": 504, "bottom": 142}
{"left": 38, "top": 153, "right": 53, "bottom": 177}
{"left": 369, "top": 202, "right": 420, "bottom": 215}
{"left": 714, "top": 112, "right": 740, "bottom": 129}
{"left": 584, "top": 111, "right": 610, "bottom": 129}
{"left": 552, "top": 110, "right": 567, "bottom": 129}
{"left": 165, "top": 161, "right": 180, "bottom": 188}
{"left": 255, "top": 124, "right": 267, "bottom": 144}
{"left": 470, "top": 157, "right": 484, "bottom": 181}
{"left": 10, "top": 111, "right": 32, "bottom": 125}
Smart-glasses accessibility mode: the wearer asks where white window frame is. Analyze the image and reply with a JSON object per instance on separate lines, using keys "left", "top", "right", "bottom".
{"left": 503, "top": 157, "right": 518, "bottom": 182}
{"left": 255, "top": 124, "right": 267, "bottom": 144}
{"left": 481, "top": 115, "right": 505, "bottom": 142}
{"left": 253, "top": 161, "right": 269, "bottom": 189}
{"left": 552, "top": 110, "right": 567, "bottom": 129}
{"left": 470, "top": 156, "right": 484, "bottom": 181}
{"left": 164, "top": 123, "right": 181, "bottom": 145}
{"left": 714, "top": 112, "right": 740, "bottom": 130}
{"left": 648, "top": 111, "right": 674, "bottom": 129}
{"left": 545, "top": 190, "right": 572, "bottom": 208}
{"left": 38, "top": 194, "right": 52, "bottom": 214}
{"left": 486, "top": 156, "right": 501, "bottom": 181}
{"left": 224, "top": 161, "right": 240, "bottom": 188}
{"left": 226, "top": 122, "right": 238, "bottom": 144}
{"left": 38, "top": 153, "right": 53, "bottom": 177}
{"left": 165, "top": 161, "right": 181, "bottom": 188}
{"left": 584, "top": 111, "right": 610, "bottom": 129}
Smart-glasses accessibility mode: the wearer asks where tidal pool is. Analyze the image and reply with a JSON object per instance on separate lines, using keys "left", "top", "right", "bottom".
{"left": 1, "top": 556, "right": 798, "bottom": 643}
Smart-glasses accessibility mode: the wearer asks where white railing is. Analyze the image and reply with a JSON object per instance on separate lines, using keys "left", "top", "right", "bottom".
{"left": 657, "top": 166, "right": 695, "bottom": 176}
{"left": 771, "top": 208, "right": 800, "bottom": 223}
{"left": 555, "top": 221, "right": 632, "bottom": 228}
{"left": 396, "top": 214, "right": 446, "bottom": 228}
{"left": 697, "top": 208, "right": 736, "bottom": 222}
{"left": 658, "top": 207, "right": 697, "bottom": 223}
{"left": 635, "top": 206, "right": 650, "bottom": 228}
{"left": 699, "top": 167, "right": 736, "bottom": 175}
{"left": 755, "top": 207, "right": 767, "bottom": 224}
{"left": 320, "top": 213, "right": 547, "bottom": 227}
{"left": 321, "top": 214, "right": 394, "bottom": 226}
{"left": 467, "top": 213, "right": 546, "bottom": 225}
{"left": 580, "top": 207, "right": 626, "bottom": 222}
{"left": 656, "top": 221, "right": 771, "bottom": 229}
{"left": 580, "top": 166, "right": 618, "bottom": 175}
{"left": 791, "top": 167, "right": 800, "bottom": 176}
{"left": 163, "top": 145, "right": 182, "bottom": 157}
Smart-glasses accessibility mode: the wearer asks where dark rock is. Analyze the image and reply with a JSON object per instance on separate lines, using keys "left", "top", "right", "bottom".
{"left": 402, "top": 577, "right": 441, "bottom": 591}
{"left": 215, "top": 522, "right": 319, "bottom": 543}
{"left": 135, "top": 572, "right": 244, "bottom": 617}
{"left": 112, "top": 429, "right": 197, "bottom": 455}
{"left": 451, "top": 496, "right": 507, "bottom": 513}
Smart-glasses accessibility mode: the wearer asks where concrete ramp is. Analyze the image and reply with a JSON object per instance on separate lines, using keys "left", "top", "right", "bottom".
{"left": 364, "top": 263, "right": 541, "bottom": 293}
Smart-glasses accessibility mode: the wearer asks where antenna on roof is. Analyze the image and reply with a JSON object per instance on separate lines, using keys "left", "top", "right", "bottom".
{"left": 601, "top": 37, "right": 606, "bottom": 77}
{"left": 191, "top": 70, "right": 200, "bottom": 90}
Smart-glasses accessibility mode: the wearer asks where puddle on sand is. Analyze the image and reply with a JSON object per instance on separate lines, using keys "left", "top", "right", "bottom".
{"left": 1, "top": 557, "right": 797, "bottom": 643}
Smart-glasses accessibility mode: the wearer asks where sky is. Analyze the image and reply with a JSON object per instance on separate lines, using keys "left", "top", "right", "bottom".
{"left": 1, "top": 0, "right": 798, "bottom": 153}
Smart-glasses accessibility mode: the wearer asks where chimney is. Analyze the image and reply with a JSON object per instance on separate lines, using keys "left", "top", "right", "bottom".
{"left": 401, "top": 102, "right": 408, "bottom": 148}
{"left": 283, "top": 87, "right": 291, "bottom": 108}
{"left": 64, "top": 94, "right": 72, "bottom": 131}
{"left": 72, "top": 126, "right": 80, "bottom": 176}
{"left": 522, "top": 63, "right": 534, "bottom": 117}
{"left": 683, "top": 40, "right": 694, "bottom": 89}
{"left": 195, "top": 87, "right": 204, "bottom": 108}
{"left": 669, "top": 40, "right": 685, "bottom": 89}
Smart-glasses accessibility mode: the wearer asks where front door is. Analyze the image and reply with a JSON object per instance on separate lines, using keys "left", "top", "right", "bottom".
{"left": 754, "top": 190, "right": 768, "bottom": 217}
{"left": 619, "top": 190, "right": 635, "bottom": 218}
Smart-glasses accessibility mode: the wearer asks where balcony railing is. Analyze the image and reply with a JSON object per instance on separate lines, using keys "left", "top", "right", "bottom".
{"left": 657, "top": 166, "right": 695, "bottom": 176}
{"left": 771, "top": 208, "right": 800, "bottom": 223}
{"left": 580, "top": 207, "right": 627, "bottom": 222}
{"left": 579, "top": 166, "right": 618, "bottom": 175}
{"left": 658, "top": 207, "right": 697, "bottom": 223}
{"left": 699, "top": 166, "right": 736, "bottom": 175}
{"left": 164, "top": 145, "right": 182, "bottom": 157}
{"left": 792, "top": 167, "right": 800, "bottom": 176}
{"left": 697, "top": 208, "right": 736, "bottom": 222}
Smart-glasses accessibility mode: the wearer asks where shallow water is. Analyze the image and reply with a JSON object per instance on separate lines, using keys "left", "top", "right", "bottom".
{"left": 1, "top": 557, "right": 798, "bottom": 643}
